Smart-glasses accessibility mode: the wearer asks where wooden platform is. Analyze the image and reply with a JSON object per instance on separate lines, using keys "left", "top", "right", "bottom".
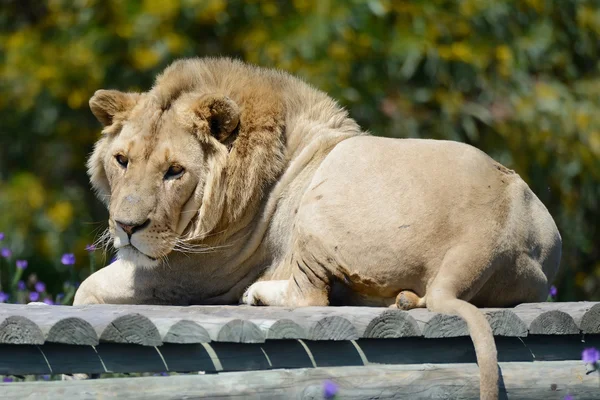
{"left": 1, "top": 301, "right": 598, "bottom": 345}
{"left": 0, "top": 302, "right": 598, "bottom": 399}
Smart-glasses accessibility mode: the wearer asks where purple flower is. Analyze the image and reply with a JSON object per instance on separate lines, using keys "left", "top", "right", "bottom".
{"left": 56, "top": 293, "right": 64, "bottom": 301}
{"left": 0, "top": 292, "right": 9, "bottom": 303}
{"left": 43, "top": 298, "right": 54, "bottom": 305}
{"left": 29, "top": 292, "right": 40, "bottom": 302}
{"left": 41, "top": 374, "right": 50, "bottom": 381}
{"left": 1, "top": 248, "right": 11, "bottom": 258}
{"left": 85, "top": 244, "right": 96, "bottom": 252}
{"left": 549, "top": 285, "right": 557, "bottom": 297}
{"left": 17, "top": 281, "right": 26, "bottom": 291}
{"left": 61, "top": 253, "right": 75, "bottom": 265}
{"left": 323, "top": 380, "right": 339, "bottom": 399}
{"left": 582, "top": 347, "right": 600, "bottom": 364}
{"left": 35, "top": 282, "right": 46, "bottom": 293}
{"left": 2, "top": 377, "right": 13, "bottom": 382}
{"left": 0, "top": 232, "right": 4, "bottom": 240}
{"left": 16, "top": 260, "right": 28, "bottom": 270}
{"left": 564, "top": 395, "right": 574, "bottom": 400}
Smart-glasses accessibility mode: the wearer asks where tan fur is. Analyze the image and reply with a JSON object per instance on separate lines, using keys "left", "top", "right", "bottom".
{"left": 75, "top": 57, "right": 562, "bottom": 400}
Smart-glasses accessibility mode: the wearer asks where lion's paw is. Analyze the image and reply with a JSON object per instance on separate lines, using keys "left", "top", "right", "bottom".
{"left": 241, "top": 280, "right": 289, "bottom": 306}
{"left": 241, "top": 284, "right": 261, "bottom": 306}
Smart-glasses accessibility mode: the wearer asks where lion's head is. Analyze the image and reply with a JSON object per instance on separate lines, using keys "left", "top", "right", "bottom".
{"left": 87, "top": 58, "right": 286, "bottom": 267}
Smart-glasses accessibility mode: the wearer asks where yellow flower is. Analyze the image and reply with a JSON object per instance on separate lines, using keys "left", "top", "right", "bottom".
{"left": 142, "top": 0, "right": 180, "bottom": 18}
{"left": 575, "top": 112, "right": 590, "bottom": 131}
{"left": 47, "top": 202, "right": 74, "bottom": 232}
{"left": 132, "top": 47, "right": 161, "bottom": 70}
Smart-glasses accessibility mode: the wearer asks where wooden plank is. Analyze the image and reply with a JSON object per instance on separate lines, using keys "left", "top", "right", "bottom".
{"left": 208, "top": 343, "right": 271, "bottom": 371}
{"left": 259, "top": 340, "right": 315, "bottom": 369}
{"left": 157, "top": 343, "right": 217, "bottom": 372}
{"left": 0, "top": 335, "right": 597, "bottom": 376}
{"left": 303, "top": 340, "right": 365, "bottom": 367}
{"left": 0, "top": 344, "right": 51, "bottom": 375}
{"left": 39, "top": 344, "right": 105, "bottom": 374}
{"left": 1, "top": 361, "right": 597, "bottom": 399}
{"left": 94, "top": 343, "right": 167, "bottom": 373}
{"left": 0, "top": 302, "right": 598, "bottom": 345}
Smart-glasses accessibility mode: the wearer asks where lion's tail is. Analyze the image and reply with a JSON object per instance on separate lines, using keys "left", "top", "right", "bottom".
{"left": 430, "top": 296, "right": 499, "bottom": 400}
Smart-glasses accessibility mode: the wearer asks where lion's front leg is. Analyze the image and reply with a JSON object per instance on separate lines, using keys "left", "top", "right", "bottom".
{"left": 242, "top": 254, "right": 331, "bottom": 307}
{"left": 242, "top": 280, "right": 289, "bottom": 306}
{"left": 74, "top": 259, "right": 143, "bottom": 305}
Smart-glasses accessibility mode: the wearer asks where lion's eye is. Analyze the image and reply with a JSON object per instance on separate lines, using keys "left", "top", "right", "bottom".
{"left": 115, "top": 154, "right": 128, "bottom": 168}
{"left": 165, "top": 164, "right": 185, "bottom": 179}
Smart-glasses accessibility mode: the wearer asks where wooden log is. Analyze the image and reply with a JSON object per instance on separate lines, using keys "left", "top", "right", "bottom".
{"left": 46, "top": 318, "right": 98, "bottom": 345}
{"left": 0, "top": 316, "right": 45, "bottom": 344}
{"left": 513, "top": 302, "right": 592, "bottom": 334}
{"left": 408, "top": 309, "right": 468, "bottom": 338}
{"left": 1, "top": 361, "right": 597, "bottom": 399}
{"left": 259, "top": 319, "right": 306, "bottom": 340}
{"left": 581, "top": 303, "right": 600, "bottom": 334}
{"left": 0, "top": 302, "right": 598, "bottom": 345}
{"left": 308, "top": 316, "right": 358, "bottom": 340}
{"left": 484, "top": 309, "right": 528, "bottom": 337}
{"left": 216, "top": 319, "right": 265, "bottom": 343}
{"left": 99, "top": 314, "right": 162, "bottom": 346}
{"left": 363, "top": 309, "right": 421, "bottom": 338}
{"left": 529, "top": 311, "right": 579, "bottom": 335}
{"left": 162, "top": 320, "right": 211, "bottom": 344}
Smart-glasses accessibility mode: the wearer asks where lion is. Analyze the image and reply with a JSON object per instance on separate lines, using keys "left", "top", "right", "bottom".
{"left": 74, "top": 57, "right": 562, "bottom": 400}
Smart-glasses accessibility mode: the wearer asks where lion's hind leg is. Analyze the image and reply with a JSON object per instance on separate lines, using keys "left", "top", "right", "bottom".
{"left": 390, "top": 290, "right": 427, "bottom": 310}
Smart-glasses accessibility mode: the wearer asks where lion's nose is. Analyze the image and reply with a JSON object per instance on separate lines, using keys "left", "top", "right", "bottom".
{"left": 116, "top": 219, "right": 150, "bottom": 237}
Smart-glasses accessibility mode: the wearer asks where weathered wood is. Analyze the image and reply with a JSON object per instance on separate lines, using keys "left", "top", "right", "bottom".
{"left": 513, "top": 302, "right": 592, "bottom": 334}
{"left": 1, "top": 361, "right": 597, "bottom": 399}
{"left": 485, "top": 309, "right": 528, "bottom": 337}
{"left": 99, "top": 313, "right": 162, "bottom": 346}
{"left": 363, "top": 309, "right": 421, "bottom": 338}
{"left": 0, "top": 316, "right": 45, "bottom": 344}
{"left": 0, "top": 302, "right": 598, "bottom": 344}
{"left": 0, "top": 335, "right": 597, "bottom": 375}
{"left": 581, "top": 303, "right": 600, "bottom": 334}
{"left": 216, "top": 319, "right": 265, "bottom": 343}
{"left": 40, "top": 344, "right": 105, "bottom": 374}
{"left": 259, "top": 319, "right": 306, "bottom": 340}
{"left": 308, "top": 316, "right": 358, "bottom": 340}
{"left": 407, "top": 308, "right": 468, "bottom": 338}
{"left": 0, "top": 344, "right": 51, "bottom": 375}
{"left": 529, "top": 310, "right": 579, "bottom": 335}
{"left": 162, "top": 319, "right": 211, "bottom": 343}
{"left": 46, "top": 318, "right": 98, "bottom": 345}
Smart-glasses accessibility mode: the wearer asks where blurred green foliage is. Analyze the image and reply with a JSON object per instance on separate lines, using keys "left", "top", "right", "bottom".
{"left": 0, "top": 0, "right": 598, "bottom": 301}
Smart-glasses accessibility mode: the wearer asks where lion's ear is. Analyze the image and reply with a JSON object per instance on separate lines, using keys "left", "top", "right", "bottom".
{"left": 193, "top": 94, "right": 240, "bottom": 142}
{"left": 89, "top": 90, "right": 140, "bottom": 127}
